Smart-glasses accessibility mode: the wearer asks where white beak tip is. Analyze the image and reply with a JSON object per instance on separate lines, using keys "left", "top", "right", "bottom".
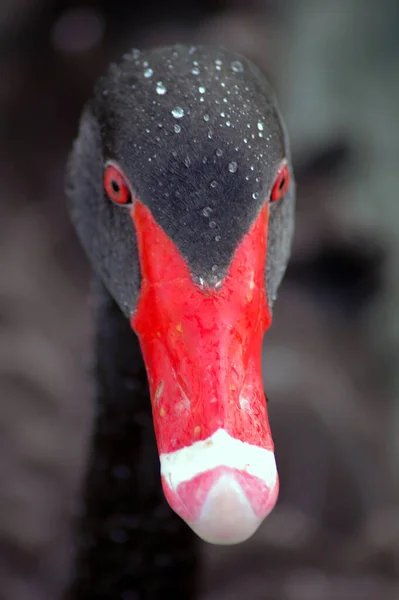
{"left": 160, "top": 429, "right": 279, "bottom": 545}
{"left": 187, "top": 472, "right": 278, "bottom": 545}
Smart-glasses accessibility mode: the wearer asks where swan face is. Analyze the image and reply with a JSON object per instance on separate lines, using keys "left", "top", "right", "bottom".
{"left": 67, "top": 44, "right": 295, "bottom": 545}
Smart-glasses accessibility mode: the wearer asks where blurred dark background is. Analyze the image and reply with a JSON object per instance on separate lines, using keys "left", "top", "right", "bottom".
{"left": 1, "top": 0, "right": 399, "bottom": 598}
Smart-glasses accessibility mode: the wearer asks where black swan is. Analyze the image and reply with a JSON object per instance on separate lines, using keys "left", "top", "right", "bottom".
{"left": 66, "top": 44, "right": 295, "bottom": 599}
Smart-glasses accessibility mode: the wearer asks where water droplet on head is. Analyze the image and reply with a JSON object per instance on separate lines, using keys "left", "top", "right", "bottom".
{"left": 209, "top": 221, "right": 217, "bottom": 229}
{"left": 231, "top": 60, "right": 244, "bottom": 73}
{"left": 216, "top": 148, "right": 223, "bottom": 157}
{"left": 143, "top": 60, "right": 148, "bottom": 67}
{"left": 210, "top": 181, "right": 218, "bottom": 188}
{"left": 198, "top": 85, "right": 206, "bottom": 94}
{"left": 202, "top": 206, "right": 213, "bottom": 217}
{"left": 226, "top": 121, "right": 231, "bottom": 127}
{"left": 211, "top": 265, "right": 218, "bottom": 272}
{"left": 191, "top": 66, "right": 200, "bottom": 75}
{"left": 124, "top": 50, "right": 139, "bottom": 61}
{"left": 144, "top": 68, "right": 153, "bottom": 78}
{"left": 189, "top": 46, "right": 196, "bottom": 54}
{"left": 252, "top": 192, "right": 259, "bottom": 200}
{"left": 257, "top": 121, "right": 264, "bottom": 131}
{"left": 228, "top": 161, "right": 238, "bottom": 173}
{"left": 215, "top": 235, "right": 221, "bottom": 242}
{"left": 174, "top": 124, "right": 181, "bottom": 133}
{"left": 208, "top": 130, "right": 214, "bottom": 139}
{"left": 203, "top": 114, "right": 210, "bottom": 122}
{"left": 156, "top": 82, "right": 167, "bottom": 95}
{"left": 172, "top": 107, "right": 184, "bottom": 118}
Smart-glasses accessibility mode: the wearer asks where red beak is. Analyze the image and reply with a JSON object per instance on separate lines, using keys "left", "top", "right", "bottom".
{"left": 131, "top": 201, "right": 278, "bottom": 544}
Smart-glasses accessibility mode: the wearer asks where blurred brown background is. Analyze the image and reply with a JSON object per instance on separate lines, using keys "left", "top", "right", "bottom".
{"left": 1, "top": 0, "right": 399, "bottom": 598}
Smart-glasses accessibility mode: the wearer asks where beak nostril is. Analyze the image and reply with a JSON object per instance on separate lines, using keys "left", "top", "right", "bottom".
{"left": 176, "top": 373, "right": 191, "bottom": 404}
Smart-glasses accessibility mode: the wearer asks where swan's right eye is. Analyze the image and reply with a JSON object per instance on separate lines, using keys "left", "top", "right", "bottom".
{"left": 270, "top": 160, "right": 290, "bottom": 202}
{"left": 104, "top": 163, "right": 132, "bottom": 205}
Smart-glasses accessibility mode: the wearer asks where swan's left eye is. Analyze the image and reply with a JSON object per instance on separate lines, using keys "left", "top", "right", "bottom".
{"left": 270, "top": 161, "right": 290, "bottom": 202}
{"left": 104, "top": 163, "right": 131, "bottom": 205}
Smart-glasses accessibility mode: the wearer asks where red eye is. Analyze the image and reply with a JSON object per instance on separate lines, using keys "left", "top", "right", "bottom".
{"left": 271, "top": 161, "right": 290, "bottom": 202}
{"left": 104, "top": 163, "right": 131, "bottom": 205}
